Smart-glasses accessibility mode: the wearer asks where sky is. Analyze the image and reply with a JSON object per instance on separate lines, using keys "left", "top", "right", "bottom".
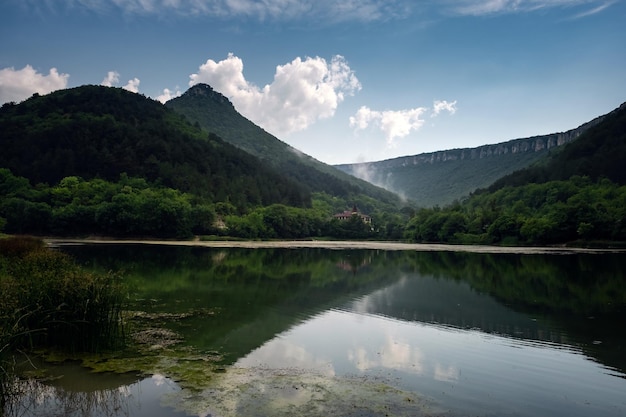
{"left": 1, "top": 1, "right": 625, "bottom": 165}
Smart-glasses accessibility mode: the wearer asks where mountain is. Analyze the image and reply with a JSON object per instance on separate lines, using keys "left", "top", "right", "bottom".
{"left": 404, "top": 102, "right": 626, "bottom": 245}
{"left": 488, "top": 102, "right": 626, "bottom": 190}
{"left": 165, "top": 84, "right": 403, "bottom": 208}
{"left": 0, "top": 85, "right": 309, "bottom": 208}
{"left": 335, "top": 112, "right": 607, "bottom": 207}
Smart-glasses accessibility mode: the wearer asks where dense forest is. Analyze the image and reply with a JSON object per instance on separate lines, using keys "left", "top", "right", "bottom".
{"left": 0, "top": 168, "right": 396, "bottom": 239}
{"left": 405, "top": 177, "right": 626, "bottom": 245}
{"left": 0, "top": 85, "right": 408, "bottom": 239}
{"left": 0, "top": 86, "right": 308, "bottom": 209}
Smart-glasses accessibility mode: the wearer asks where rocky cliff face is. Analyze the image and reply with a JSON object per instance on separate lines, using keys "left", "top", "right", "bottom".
{"left": 337, "top": 114, "right": 604, "bottom": 171}
{"left": 333, "top": 110, "right": 612, "bottom": 207}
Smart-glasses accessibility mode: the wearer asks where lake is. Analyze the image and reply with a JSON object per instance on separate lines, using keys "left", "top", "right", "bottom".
{"left": 6, "top": 243, "right": 626, "bottom": 417}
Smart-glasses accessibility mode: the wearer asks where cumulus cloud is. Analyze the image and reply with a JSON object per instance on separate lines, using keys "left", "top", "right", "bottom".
{"left": 190, "top": 53, "right": 361, "bottom": 136}
{"left": 0, "top": 65, "right": 69, "bottom": 104}
{"left": 100, "top": 71, "right": 142, "bottom": 95}
{"left": 350, "top": 106, "right": 428, "bottom": 147}
{"left": 350, "top": 100, "right": 457, "bottom": 147}
{"left": 123, "top": 77, "right": 141, "bottom": 93}
{"left": 447, "top": 0, "right": 612, "bottom": 16}
{"left": 432, "top": 100, "right": 457, "bottom": 117}
{"left": 101, "top": 70, "right": 120, "bottom": 87}
{"left": 156, "top": 87, "right": 182, "bottom": 103}
{"left": 348, "top": 336, "right": 425, "bottom": 373}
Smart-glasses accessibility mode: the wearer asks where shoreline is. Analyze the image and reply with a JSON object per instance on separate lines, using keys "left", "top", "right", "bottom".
{"left": 44, "top": 238, "right": 626, "bottom": 255}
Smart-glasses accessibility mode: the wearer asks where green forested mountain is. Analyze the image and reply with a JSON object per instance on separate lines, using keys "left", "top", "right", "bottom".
{"left": 489, "top": 102, "right": 626, "bottom": 190}
{"left": 404, "top": 102, "right": 626, "bottom": 246}
{"left": 0, "top": 85, "right": 308, "bottom": 208}
{"left": 4, "top": 84, "right": 619, "bottom": 244}
{"left": 335, "top": 111, "right": 607, "bottom": 207}
{"left": 165, "top": 83, "right": 403, "bottom": 207}
{"left": 0, "top": 86, "right": 409, "bottom": 239}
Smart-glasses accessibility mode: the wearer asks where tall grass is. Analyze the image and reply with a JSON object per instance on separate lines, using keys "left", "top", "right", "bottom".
{"left": 0, "top": 236, "right": 126, "bottom": 352}
{"left": 1, "top": 236, "right": 126, "bottom": 410}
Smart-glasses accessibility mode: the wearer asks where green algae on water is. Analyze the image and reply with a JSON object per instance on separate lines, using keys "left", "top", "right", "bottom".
{"left": 164, "top": 367, "right": 446, "bottom": 417}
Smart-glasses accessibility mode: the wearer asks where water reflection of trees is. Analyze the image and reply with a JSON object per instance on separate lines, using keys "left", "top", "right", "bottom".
{"left": 404, "top": 251, "right": 626, "bottom": 315}
{"left": 60, "top": 244, "right": 626, "bottom": 376}
{"left": 60, "top": 245, "right": 626, "bottom": 317}
{"left": 4, "top": 377, "right": 131, "bottom": 417}
{"left": 401, "top": 251, "right": 626, "bottom": 374}
{"left": 63, "top": 244, "right": 626, "bottom": 337}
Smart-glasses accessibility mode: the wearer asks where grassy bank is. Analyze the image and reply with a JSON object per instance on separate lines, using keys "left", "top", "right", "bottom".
{"left": 0, "top": 236, "right": 126, "bottom": 409}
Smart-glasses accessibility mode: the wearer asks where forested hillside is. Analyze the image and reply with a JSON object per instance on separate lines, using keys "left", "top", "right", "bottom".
{"left": 0, "top": 86, "right": 410, "bottom": 239}
{"left": 336, "top": 112, "right": 605, "bottom": 207}
{"left": 404, "top": 102, "right": 626, "bottom": 246}
{"left": 0, "top": 85, "right": 308, "bottom": 208}
{"left": 166, "top": 84, "right": 402, "bottom": 207}
{"left": 489, "top": 102, "right": 626, "bottom": 190}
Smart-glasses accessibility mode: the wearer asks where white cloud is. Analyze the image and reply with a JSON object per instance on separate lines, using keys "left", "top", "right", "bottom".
{"left": 434, "top": 363, "right": 460, "bottom": 382}
{"left": 22, "top": 0, "right": 612, "bottom": 21}
{"left": 0, "top": 65, "right": 69, "bottom": 104}
{"left": 348, "top": 336, "right": 425, "bottom": 374}
{"left": 567, "top": 0, "right": 615, "bottom": 19}
{"left": 350, "top": 99, "right": 458, "bottom": 146}
{"left": 43, "top": 0, "right": 409, "bottom": 22}
{"left": 100, "top": 71, "right": 144, "bottom": 95}
{"left": 156, "top": 87, "right": 181, "bottom": 103}
{"left": 101, "top": 70, "right": 120, "bottom": 87}
{"left": 123, "top": 77, "right": 141, "bottom": 93}
{"left": 447, "top": 0, "right": 612, "bottom": 16}
{"left": 190, "top": 53, "right": 361, "bottom": 136}
{"left": 350, "top": 106, "right": 428, "bottom": 147}
{"left": 432, "top": 100, "right": 457, "bottom": 117}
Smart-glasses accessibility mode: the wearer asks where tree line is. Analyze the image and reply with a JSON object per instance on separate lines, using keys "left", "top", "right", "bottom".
{"left": 0, "top": 168, "right": 400, "bottom": 240}
{"left": 3, "top": 167, "right": 625, "bottom": 245}
{"left": 405, "top": 176, "right": 626, "bottom": 245}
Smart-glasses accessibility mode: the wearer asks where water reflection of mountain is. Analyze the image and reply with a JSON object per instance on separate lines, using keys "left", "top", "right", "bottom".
{"left": 61, "top": 244, "right": 626, "bottom": 376}
{"left": 347, "top": 274, "right": 571, "bottom": 344}
{"left": 364, "top": 251, "right": 626, "bottom": 375}
{"left": 61, "top": 245, "right": 405, "bottom": 365}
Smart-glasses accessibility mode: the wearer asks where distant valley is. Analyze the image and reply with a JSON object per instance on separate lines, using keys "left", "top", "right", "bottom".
{"left": 335, "top": 112, "right": 606, "bottom": 207}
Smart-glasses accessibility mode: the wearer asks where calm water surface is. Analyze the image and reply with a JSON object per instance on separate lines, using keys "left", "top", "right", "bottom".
{"left": 8, "top": 244, "right": 626, "bottom": 417}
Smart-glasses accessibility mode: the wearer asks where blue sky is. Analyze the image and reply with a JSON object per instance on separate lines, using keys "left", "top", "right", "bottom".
{"left": 1, "top": 1, "right": 624, "bottom": 165}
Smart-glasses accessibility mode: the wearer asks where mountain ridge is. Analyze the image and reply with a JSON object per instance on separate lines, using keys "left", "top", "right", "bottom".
{"left": 0, "top": 85, "right": 309, "bottom": 208}
{"left": 488, "top": 101, "right": 626, "bottom": 189}
{"left": 334, "top": 108, "right": 609, "bottom": 207}
{"left": 166, "top": 83, "right": 404, "bottom": 210}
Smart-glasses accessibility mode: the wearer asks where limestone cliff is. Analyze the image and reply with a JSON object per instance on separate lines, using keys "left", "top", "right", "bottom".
{"left": 334, "top": 112, "right": 606, "bottom": 207}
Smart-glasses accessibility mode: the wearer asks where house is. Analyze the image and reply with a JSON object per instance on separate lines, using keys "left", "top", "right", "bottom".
{"left": 333, "top": 205, "right": 372, "bottom": 224}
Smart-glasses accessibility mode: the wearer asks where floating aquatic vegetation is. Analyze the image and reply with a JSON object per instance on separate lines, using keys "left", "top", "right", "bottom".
{"left": 164, "top": 367, "right": 444, "bottom": 417}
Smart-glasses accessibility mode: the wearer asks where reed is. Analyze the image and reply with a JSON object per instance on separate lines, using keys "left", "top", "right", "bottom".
{"left": 1, "top": 236, "right": 127, "bottom": 412}
{"left": 0, "top": 236, "right": 126, "bottom": 353}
